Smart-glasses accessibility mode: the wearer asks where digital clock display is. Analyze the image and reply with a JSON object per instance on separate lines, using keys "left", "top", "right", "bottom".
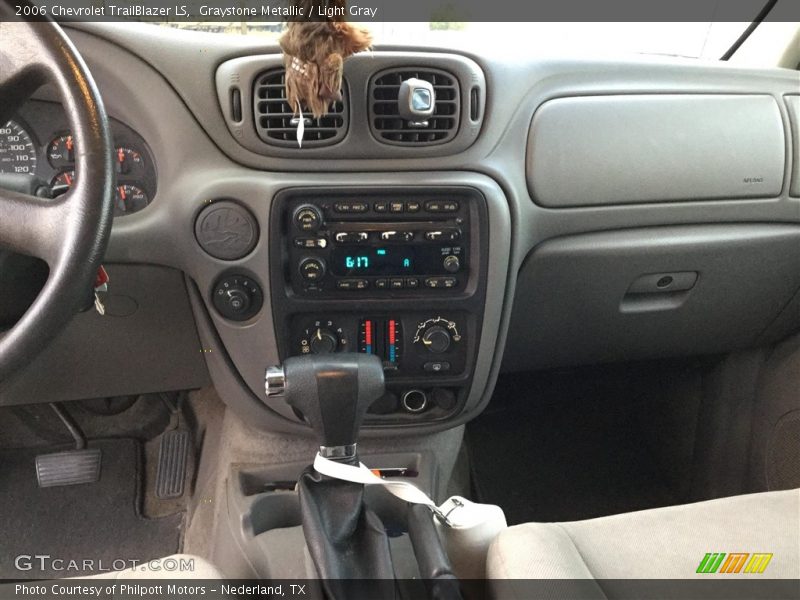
{"left": 331, "top": 246, "right": 416, "bottom": 276}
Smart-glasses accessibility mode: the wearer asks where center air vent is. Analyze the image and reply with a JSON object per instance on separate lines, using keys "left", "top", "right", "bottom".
{"left": 369, "top": 68, "right": 460, "bottom": 145}
{"left": 253, "top": 69, "right": 348, "bottom": 148}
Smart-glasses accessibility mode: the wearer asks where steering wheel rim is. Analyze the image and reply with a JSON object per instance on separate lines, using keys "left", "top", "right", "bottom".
{"left": 0, "top": 11, "right": 114, "bottom": 385}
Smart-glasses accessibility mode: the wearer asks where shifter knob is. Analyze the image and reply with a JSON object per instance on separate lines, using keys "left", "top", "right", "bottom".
{"left": 265, "top": 354, "right": 385, "bottom": 456}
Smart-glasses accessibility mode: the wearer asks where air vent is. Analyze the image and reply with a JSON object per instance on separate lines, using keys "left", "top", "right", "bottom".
{"left": 253, "top": 69, "right": 348, "bottom": 148}
{"left": 369, "top": 68, "right": 460, "bottom": 145}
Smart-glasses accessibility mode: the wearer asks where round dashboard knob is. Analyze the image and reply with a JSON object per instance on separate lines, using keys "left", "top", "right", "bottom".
{"left": 422, "top": 326, "right": 451, "bottom": 354}
{"left": 299, "top": 257, "right": 326, "bottom": 282}
{"left": 294, "top": 204, "right": 322, "bottom": 232}
{"left": 443, "top": 255, "right": 460, "bottom": 273}
{"left": 212, "top": 274, "right": 263, "bottom": 321}
{"left": 225, "top": 287, "right": 251, "bottom": 314}
{"left": 310, "top": 328, "right": 339, "bottom": 354}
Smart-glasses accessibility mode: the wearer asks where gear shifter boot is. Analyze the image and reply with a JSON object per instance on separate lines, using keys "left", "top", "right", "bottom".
{"left": 299, "top": 468, "right": 395, "bottom": 590}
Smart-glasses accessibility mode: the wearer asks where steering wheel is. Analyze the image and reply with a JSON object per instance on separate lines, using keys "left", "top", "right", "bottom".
{"left": 0, "top": 10, "right": 114, "bottom": 385}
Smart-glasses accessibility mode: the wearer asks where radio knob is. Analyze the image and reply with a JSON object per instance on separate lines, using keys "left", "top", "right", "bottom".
{"left": 294, "top": 204, "right": 322, "bottom": 232}
{"left": 422, "top": 326, "right": 451, "bottom": 354}
{"left": 443, "top": 255, "right": 460, "bottom": 273}
{"left": 310, "top": 327, "right": 339, "bottom": 354}
{"left": 299, "top": 257, "right": 326, "bottom": 281}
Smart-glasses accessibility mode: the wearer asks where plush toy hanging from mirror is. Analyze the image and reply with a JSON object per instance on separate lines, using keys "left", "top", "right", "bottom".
{"left": 280, "top": 0, "right": 372, "bottom": 147}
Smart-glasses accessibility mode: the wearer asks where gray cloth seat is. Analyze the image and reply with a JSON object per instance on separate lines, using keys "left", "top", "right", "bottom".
{"left": 487, "top": 488, "right": 800, "bottom": 584}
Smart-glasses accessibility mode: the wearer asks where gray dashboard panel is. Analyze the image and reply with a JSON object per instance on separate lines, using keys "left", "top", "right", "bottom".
{"left": 787, "top": 95, "right": 800, "bottom": 197}
{"left": 0, "top": 265, "right": 210, "bottom": 405}
{"left": 503, "top": 225, "right": 800, "bottom": 372}
{"left": 528, "top": 94, "right": 785, "bottom": 207}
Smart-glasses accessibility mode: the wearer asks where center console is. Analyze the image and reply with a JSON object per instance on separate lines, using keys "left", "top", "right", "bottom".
{"left": 269, "top": 186, "right": 489, "bottom": 424}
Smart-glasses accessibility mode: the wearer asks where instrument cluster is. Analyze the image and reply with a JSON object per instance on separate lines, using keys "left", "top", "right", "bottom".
{"left": 0, "top": 100, "right": 157, "bottom": 217}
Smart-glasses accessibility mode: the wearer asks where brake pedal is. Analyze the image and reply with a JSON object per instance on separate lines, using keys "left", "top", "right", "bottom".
{"left": 36, "top": 448, "right": 102, "bottom": 487}
{"left": 156, "top": 430, "right": 190, "bottom": 499}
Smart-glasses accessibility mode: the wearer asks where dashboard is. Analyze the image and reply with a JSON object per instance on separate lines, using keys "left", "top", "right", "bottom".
{"left": 0, "top": 100, "right": 157, "bottom": 217}
{"left": 0, "top": 23, "right": 799, "bottom": 439}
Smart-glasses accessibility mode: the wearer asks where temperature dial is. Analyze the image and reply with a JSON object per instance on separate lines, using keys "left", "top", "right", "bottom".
{"left": 414, "top": 317, "right": 462, "bottom": 354}
{"left": 300, "top": 320, "right": 346, "bottom": 355}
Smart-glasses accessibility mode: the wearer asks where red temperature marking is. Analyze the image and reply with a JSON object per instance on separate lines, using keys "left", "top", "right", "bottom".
{"left": 389, "top": 320, "right": 396, "bottom": 345}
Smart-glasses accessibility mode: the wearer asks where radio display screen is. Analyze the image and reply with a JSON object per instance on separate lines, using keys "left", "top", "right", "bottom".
{"left": 331, "top": 246, "right": 416, "bottom": 276}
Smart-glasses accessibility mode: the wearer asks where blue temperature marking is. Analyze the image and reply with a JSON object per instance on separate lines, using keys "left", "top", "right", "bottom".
{"left": 366, "top": 345, "right": 373, "bottom": 354}
{"left": 389, "top": 345, "right": 396, "bottom": 362}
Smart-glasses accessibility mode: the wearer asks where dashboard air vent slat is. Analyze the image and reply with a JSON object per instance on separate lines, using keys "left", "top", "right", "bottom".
{"left": 253, "top": 69, "right": 348, "bottom": 147}
{"left": 369, "top": 68, "right": 460, "bottom": 145}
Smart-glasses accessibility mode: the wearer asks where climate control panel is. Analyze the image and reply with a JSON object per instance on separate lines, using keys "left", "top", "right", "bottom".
{"left": 269, "top": 187, "right": 489, "bottom": 423}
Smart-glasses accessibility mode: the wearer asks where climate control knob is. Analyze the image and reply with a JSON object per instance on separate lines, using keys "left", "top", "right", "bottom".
{"left": 310, "top": 328, "right": 339, "bottom": 354}
{"left": 414, "top": 317, "right": 461, "bottom": 354}
{"left": 422, "top": 326, "right": 451, "bottom": 354}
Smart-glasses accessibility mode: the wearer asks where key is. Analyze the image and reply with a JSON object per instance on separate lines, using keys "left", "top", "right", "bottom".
{"left": 93, "top": 266, "right": 109, "bottom": 316}
{"left": 94, "top": 293, "right": 106, "bottom": 316}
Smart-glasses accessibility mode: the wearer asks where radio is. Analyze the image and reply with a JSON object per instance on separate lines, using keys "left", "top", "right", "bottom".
{"left": 283, "top": 195, "right": 472, "bottom": 296}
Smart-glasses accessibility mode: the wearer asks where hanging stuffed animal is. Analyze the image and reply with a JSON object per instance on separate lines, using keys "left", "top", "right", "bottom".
{"left": 280, "top": 0, "right": 372, "bottom": 124}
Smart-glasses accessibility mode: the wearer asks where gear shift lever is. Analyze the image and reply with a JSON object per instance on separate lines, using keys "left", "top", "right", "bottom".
{"left": 266, "top": 353, "right": 385, "bottom": 460}
{"left": 265, "top": 354, "right": 394, "bottom": 593}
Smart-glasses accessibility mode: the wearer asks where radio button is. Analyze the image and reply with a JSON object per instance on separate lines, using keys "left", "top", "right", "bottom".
{"left": 425, "top": 229, "right": 460, "bottom": 241}
{"left": 375, "top": 279, "right": 389, "bottom": 289}
{"left": 374, "top": 202, "right": 388, "bottom": 213}
{"left": 294, "top": 205, "right": 322, "bottom": 232}
{"left": 405, "top": 278, "right": 420, "bottom": 289}
{"left": 299, "top": 257, "right": 326, "bottom": 281}
{"left": 351, "top": 202, "right": 368, "bottom": 213}
{"left": 335, "top": 231, "right": 368, "bottom": 243}
{"left": 424, "top": 276, "right": 458, "bottom": 289}
{"left": 381, "top": 230, "right": 414, "bottom": 242}
{"left": 294, "top": 237, "right": 328, "bottom": 248}
{"left": 337, "top": 279, "right": 369, "bottom": 290}
{"left": 406, "top": 201, "right": 421, "bottom": 213}
{"left": 390, "top": 278, "right": 405, "bottom": 289}
{"left": 389, "top": 202, "right": 404, "bottom": 213}
{"left": 425, "top": 200, "right": 459, "bottom": 213}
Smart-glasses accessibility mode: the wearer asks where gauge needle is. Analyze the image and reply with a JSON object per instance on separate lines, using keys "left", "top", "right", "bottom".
{"left": 316, "top": 328, "right": 322, "bottom": 340}
{"left": 64, "top": 173, "right": 72, "bottom": 186}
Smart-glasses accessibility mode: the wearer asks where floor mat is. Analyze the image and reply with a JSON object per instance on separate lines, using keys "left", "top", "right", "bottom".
{"left": 467, "top": 366, "right": 686, "bottom": 525}
{"left": 0, "top": 438, "right": 183, "bottom": 578}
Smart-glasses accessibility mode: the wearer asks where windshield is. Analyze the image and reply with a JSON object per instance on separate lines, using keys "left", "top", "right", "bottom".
{"left": 162, "top": 22, "right": 755, "bottom": 60}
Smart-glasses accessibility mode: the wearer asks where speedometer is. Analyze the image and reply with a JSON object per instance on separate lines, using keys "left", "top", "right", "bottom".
{"left": 0, "top": 120, "right": 38, "bottom": 175}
